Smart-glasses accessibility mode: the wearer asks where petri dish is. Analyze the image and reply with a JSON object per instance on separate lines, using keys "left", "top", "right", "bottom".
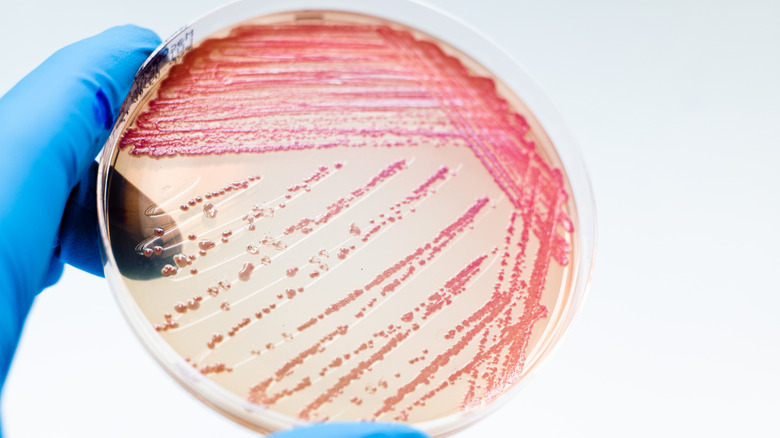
{"left": 97, "top": 0, "right": 596, "bottom": 435}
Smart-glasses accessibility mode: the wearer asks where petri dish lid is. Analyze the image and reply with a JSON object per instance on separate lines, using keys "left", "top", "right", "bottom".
{"left": 97, "top": 0, "right": 596, "bottom": 435}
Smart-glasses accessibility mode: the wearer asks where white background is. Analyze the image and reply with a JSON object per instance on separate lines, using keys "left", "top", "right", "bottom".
{"left": 2, "top": 0, "right": 779, "bottom": 436}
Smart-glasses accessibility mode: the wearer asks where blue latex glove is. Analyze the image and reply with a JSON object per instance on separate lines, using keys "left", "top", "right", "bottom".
{"left": 0, "top": 26, "right": 427, "bottom": 438}
{"left": 0, "top": 24, "right": 159, "bottom": 391}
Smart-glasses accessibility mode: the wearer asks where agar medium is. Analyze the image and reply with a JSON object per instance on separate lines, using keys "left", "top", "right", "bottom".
{"left": 97, "top": 2, "right": 595, "bottom": 435}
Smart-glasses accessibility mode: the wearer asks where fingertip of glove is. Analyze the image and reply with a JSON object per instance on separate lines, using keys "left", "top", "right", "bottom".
{"left": 76, "top": 25, "right": 162, "bottom": 81}
{"left": 59, "top": 24, "right": 161, "bottom": 63}
{"left": 32, "top": 24, "right": 162, "bottom": 120}
{"left": 98, "top": 25, "right": 162, "bottom": 50}
{"left": 84, "top": 25, "right": 162, "bottom": 107}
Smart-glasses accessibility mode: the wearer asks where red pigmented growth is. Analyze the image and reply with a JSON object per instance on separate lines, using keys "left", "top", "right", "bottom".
{"left": 120, "top": 22, "right": 571, "bottom": 261}
{"left": 173, "top": 254, "right": 190, "bottom": 268}
{"left": 207, "top": 333, "right": 224, "bottom": 349}
{"left": 127, "top": 20, "right": 575, "bottom": 425}
{"left": 161, "top": 264, "right": 177, "bottom": 277}
{"left": 228, "top": 317, "right": 251, "bottom": 337}
{"left": 238, "top": 262, "right": 255, "bottom": 281}
{"left": 198, "top": 240, "right": 215, "bottom": 251}
{"left": 200, "top": 362, "right": 233, "bottom": 375}
{"left": 203, "top": 202, "right": 217, "bottom": 218}
{"left": 283, "top": 160, "right": 406, "bottom": 237}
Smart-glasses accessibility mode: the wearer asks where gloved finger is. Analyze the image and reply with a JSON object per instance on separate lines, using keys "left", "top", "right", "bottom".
{"left": 57, "top": 161, "right": 103, "bottom": 277}
{"left": 269, "top": 422, "right": 428, "bottom": 438}
{"left": 0, "top": 25, "right": 160, "bottom": 294}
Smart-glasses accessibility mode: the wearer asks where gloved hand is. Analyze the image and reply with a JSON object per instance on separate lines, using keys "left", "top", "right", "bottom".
{"left": 0, "top": 26, "right": 427, "bottom": 438}
{"left": 0, "top": 24, "right": 159, "bottom": 391}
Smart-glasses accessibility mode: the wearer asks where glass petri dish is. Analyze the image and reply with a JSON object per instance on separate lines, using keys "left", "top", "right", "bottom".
{"left": 97, "top": 0, "right": 596, "bottom": 435}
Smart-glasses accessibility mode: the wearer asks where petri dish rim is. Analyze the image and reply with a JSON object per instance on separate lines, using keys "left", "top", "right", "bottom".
{"left": 96, "top": 0, "right": 596, "bottom": 435}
